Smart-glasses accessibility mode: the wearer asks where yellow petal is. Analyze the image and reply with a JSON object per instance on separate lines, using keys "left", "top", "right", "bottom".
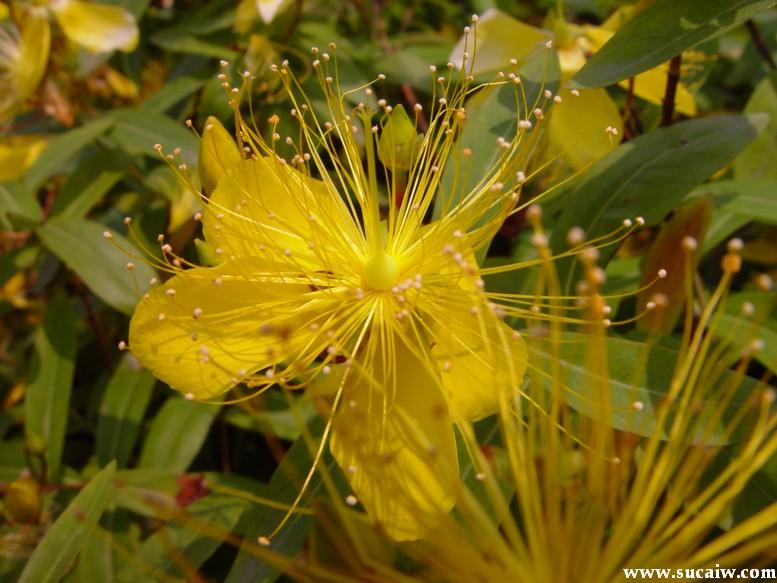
{"left": 330, "top": 336, "right": 458, "bottom": 541}
{"left": 202, "top": 158, "right": 361, "bottom": 267}
{"left": 581, "top": 24, "right": 614, "bottom": 52}
{"left": 449, "top": 8, "right": 547, "bottom": 77}
{"left": 255, "top": 0, "right": 293, "bottom": 24}
{"left": 104, "top": 67, "right": 138, "bottom": 99}
{"left": 128, "top": 257, "right": 311, "bottom": 399}
{"left": 547, "top": 88, "right": 622, "bottom": 170}
{"left": 624, "top": 67, "right": 697, "bottom": 116}
{"left": 0, "top": 135, "right": 48, "bottom": 182}
{"left": 234, "top": 0, "right": 257, "bottom": 33}
{"left": 600, "top": 5, "right": 636, "bottom": 31}
{"left": 51, "top": 0, "right": 138, "bottom": 53}
{"left": 433, "top": 307, "right": 527, "bottom": 421}
{"left": 558, "top": 46, "right": 587, "bottom": 79}
{"left": 199, "top": 116, "right": 242, "bottom": 194}
{"left": 0, "top": 16, "right": 50, "bottom": 119}
{"left": 17, "top": 15, "right": 51, "bottom": 102}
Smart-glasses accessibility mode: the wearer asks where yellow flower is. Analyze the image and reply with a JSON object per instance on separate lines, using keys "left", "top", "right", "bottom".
{"left": 451, "top": 7, "right": 698, "bottom": 169}
{"left": 0, "top": 13, "right": 50, "bottom": 120}
{"left": 125, "top": 39, "right": 550, "bottom": 540}
{"left": 0, "top": 134, "right": 48, "bottom": 182}
{"left": 47, "top": 0, "right": 138, "bottom": 54}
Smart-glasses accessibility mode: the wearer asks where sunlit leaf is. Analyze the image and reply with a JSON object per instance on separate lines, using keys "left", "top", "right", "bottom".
{"left": 37, "top": 217, "right": 155, "bottom": 315}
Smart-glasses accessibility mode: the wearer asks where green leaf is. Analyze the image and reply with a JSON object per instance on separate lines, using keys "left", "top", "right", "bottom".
{"left": 72, "top": 522, "right": 114, "bottom": 583}
{"left": 222, "top": 398, "right": 316, "bottom": 441}
{"left": 23, "top": 117, "right": 114, "bottom": 191}
{"left": 715, "top": 292, "right": 777, "bottom": 375}
{"left": 435, "top": 48, "right": 560, "bottom": 264}
{"left": 18, "top": 462, "right": 116, "bottom": 583}
{"left": 374, "top": 39, "right": 455, "bottom": 91}
{"left": 0, "top": 439, "right": 28, "bottom": 483}
{"left": 151, "top": 32, "right": 239, "bottom": 59}
{"left": 226, "top": 419, "right": 330, "bottom": 583}
{"left": 0, "top": 245, "right": 38, "bottom": 288}
{"left": 143, "top": 76, "right": 208, "bottom": 113}
{"left": 526, "top": 333, "right": 759, "bottom": 443}
{"left": 112, "top": 468, "right": 179, "bottom": 517}
{"left": 115, "top": 495, "right": 247, "bottom": 582}
{"left": 690, "top": 179, "right": 777, "bottom": 224}
{"left": 0, "top": 181, "right": 42, "bottom": 230}
{"left": 24, "top": 294, "right": 77, "bottom": 480}
{"left": 110, "top": 109, "right": 199, "bottom": 167}
{"left": 97, "top": 354, "right": 156, "bottom": 467}
{"left": 36, "top": 216, "right": 155, "bottom": 316}
{"left": 138, "top": 396, "right": 218, "bottom": 472}
{"left": 574, "top": 0, "right": 777, "bottom": 88}
{"left": 49, "top": 151, "right": 124, "bottom": 219}
{"left": 550, "top": 115, "right": 762, "bottom": 295}
{"left": 702, "top": 211, "right": 749, "bottom": 255}
{"left": 736, "top": 73, "right": 777, "bottom": 181}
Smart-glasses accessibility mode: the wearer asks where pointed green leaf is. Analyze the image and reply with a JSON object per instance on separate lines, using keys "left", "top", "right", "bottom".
{"left": 0, "top": 182, "right": 42, "bottom": 230}
{"left": 526, "top": 333, "right": 760, "bottom": 443}
{"left": 574, "top": 0, "right": 777, "bottom": 88}
{"left": 18, "top": 462, "right": 116, "bottom": 583}
{"left": 23, "top": 117, "right": 114, "bottom": 191}
{"left": 138, "top": 396, "right": 218, "bottom": 472}
{"left": 97, "top": 354, "right": 156, "bottom": 467}
{"left": 111, "top": 109, "right": 198, "bottom": 167}
{"left": 436, "top": 47, "right": 560, "bottom": 256}
{"left": 550, "top": 115, "right": 762, "bottom": 295}
{"left": 115, "top": 495, "right": 247, "bottom": 582}
{"left": 36, "top": 217, "right": 155, "bottom": 315}
{"left": 24, "top": 294, "right": 77, "bottom": 480}
{"left": 227, "top": 418, "right": 331, "bottom": 583}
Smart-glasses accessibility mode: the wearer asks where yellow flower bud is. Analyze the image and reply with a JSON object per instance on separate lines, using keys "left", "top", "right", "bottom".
{"left": 4, "top": 475, "right": 41, "bottom": 524}
{"left": 377, "top": 104, "right": 421, "bottom": 172}
{"left": 0, "top": 135, "right": 49, "bottom": 183}
{"left": 199, "top": 116, "right": 242, "bottom": 194}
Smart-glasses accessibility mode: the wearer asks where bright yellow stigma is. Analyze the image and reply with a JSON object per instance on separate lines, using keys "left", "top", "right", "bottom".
{"left": 362, "top": 252, "right": 400, "bottom": 291}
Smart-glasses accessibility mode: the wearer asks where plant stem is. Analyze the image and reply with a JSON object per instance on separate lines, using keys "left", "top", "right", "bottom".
{"left": 661, "top": 55, "right": 682, "bottom": 127}
{"left": 746, "top": 19, "right": 777, "bottom": 71}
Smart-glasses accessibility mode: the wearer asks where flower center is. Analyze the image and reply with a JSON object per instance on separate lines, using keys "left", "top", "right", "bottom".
{"left": 362, "top": 252, "right": 400, "bottom": 291}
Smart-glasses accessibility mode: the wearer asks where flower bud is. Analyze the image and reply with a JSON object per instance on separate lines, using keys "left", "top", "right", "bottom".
{"left": 377, "top": 105, "right": 421, "bottom": 172}
{"left": 199, "top": 116, "right": 241, "bottom": 194}
{"left": 25, "top": 432, "right": 46, "bottom": 457}
{"left": 4, "top": 475, "right": 41, "bottom": 524}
